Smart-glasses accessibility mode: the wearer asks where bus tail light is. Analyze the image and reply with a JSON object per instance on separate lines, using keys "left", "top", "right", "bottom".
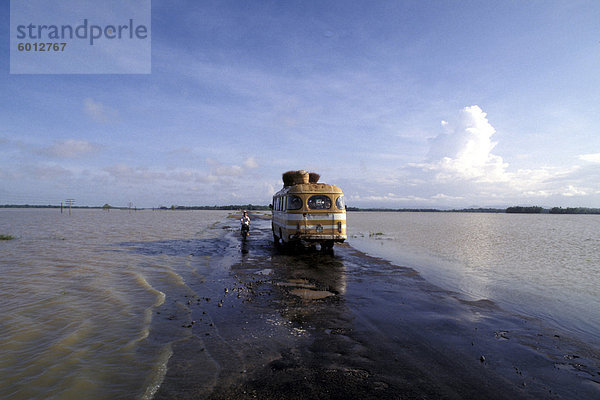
{"left": 338, "top": 222, "right": 342, "bottom": 233}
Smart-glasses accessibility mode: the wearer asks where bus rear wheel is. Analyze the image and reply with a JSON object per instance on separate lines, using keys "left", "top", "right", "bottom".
{"left": 273, "top": 232, "right": 281, "bottom": 248}
{"left": 321, "top": 241, "right": 334, "bottom": 252}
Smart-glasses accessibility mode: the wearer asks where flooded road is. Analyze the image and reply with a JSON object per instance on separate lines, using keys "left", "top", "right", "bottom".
{"left": 147, "top": 214, "right": 600, "bottom": 400}
{"left": 1, "top": 209, "right": 598, "bottom": 399}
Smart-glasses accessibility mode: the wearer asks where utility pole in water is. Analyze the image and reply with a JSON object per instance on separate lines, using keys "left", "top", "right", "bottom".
{"left": 65, "top": 199, "right": 75, "bottom": 216}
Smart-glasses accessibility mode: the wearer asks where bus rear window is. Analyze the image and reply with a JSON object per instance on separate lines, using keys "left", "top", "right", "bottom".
{"left": 287, "top": 195, "right": 303, "bottom": 210}
{"left": 308, "top": 195, "right": 331, "bottom": 210}
{"left": 336, "top": 195, "right": 345, "bottom": 209}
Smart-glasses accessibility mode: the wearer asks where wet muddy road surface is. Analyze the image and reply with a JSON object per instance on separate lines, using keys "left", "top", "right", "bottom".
{"left": 142, "top": 215, "right": 600, "bottom": 399}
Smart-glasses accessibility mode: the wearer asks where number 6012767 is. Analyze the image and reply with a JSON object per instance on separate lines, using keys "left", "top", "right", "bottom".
{"left": 17, "top": 42, "right": 67, "bottom": 51}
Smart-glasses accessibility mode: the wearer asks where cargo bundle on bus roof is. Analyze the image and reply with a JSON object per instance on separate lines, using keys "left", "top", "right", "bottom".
{"left": 282, "top": 170, "right": 320, "bottom": 186}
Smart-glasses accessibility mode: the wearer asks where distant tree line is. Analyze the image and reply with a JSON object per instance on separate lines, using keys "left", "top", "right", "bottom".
{"left": 1, "top": 204, "right": 62, "bottom": 208}
{"left": 451, "top": 208, "right": 505, "bottom": 213}
{"left": 161, "top": 204, "right": 270, "bottom": 211}
{"left": 346, "top": 207, "right": 443, "bottom": 212}
{"left": 3, "top": 204, "right": 599, "bottom": 214}
{"left": 549, "top": 207, "right": 600, "bottom": 214}
{"left": 506, "top": 206, "right": 600, "bottom": 214}
{"left": 505, "top": 206, "right": 545, "bottom": 214}
{"left": 347, "top": 207, "right": 504, "bottom": 213}
{"left": 0, "top": 204, "right": 103, "bottom": 209}
{"left": 0, "top": 204, "right": 271, "bottom": 211}
{"left": 1, "top": 204, "right": 139, "bottom": 210}
{"left": 348, "top": 206, "right": 600, "bottom": 214}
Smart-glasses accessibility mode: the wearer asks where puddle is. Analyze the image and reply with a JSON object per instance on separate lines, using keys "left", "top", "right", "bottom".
{"left": 290, "top": 288, "right": 335, "bottom": 300}
{"left": 276, "top": 279, "right": 317, "bottom": 289}
{"left": 256, "top": 269, "right": 273, "bottom": 276}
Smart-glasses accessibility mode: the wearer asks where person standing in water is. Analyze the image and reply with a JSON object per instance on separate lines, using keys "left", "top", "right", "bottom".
{"left": 240, "top": 210, "right": 250, "bottom": 237}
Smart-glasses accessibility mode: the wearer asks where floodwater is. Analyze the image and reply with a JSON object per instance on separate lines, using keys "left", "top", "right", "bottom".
{"left": 0, "top": 209, "right": 230, "bottom": 399}
{"left": 347, "top": 212, "right": 600, "bottom": 347}
{"left": 1, "top": 209, "right": 599, "bottom": 399}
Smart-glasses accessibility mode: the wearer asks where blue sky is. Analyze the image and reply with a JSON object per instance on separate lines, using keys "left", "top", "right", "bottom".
{"left": 1, "top": 0, "right": 599, "bottom": 208}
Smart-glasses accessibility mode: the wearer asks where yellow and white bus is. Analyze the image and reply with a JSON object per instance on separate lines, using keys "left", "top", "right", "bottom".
{"left": 272, "top": 171, "right": 346, "bottom": 250}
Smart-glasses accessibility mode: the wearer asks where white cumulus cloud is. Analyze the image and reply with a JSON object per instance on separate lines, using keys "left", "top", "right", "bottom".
{"left": 380, "top": 105, "right": 600, "bottom": 207}
{"left": 414, "top": 105, "right": 509, "bottom": 183}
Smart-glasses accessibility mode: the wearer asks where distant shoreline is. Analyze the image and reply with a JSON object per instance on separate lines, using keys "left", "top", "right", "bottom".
{"left": 0, "top": 204, "right": 270, "bottom": 211}
{"left": 348, "top": 206, "right": 600, "bottom": 214}
{"left": 1, "top": 204, "right": 599, "bottom": 214}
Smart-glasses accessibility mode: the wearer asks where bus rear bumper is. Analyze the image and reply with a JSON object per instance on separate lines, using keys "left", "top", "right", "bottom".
{"left": 289, "top": 234, "right": 346, "bottom": 242}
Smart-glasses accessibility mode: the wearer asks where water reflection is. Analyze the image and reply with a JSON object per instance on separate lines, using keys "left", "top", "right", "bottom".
{"left": 241, "top": 238, "right": 249, "bottom": 255}
{"left": 348, "top": 211, "right": 600, "bottom": 345}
